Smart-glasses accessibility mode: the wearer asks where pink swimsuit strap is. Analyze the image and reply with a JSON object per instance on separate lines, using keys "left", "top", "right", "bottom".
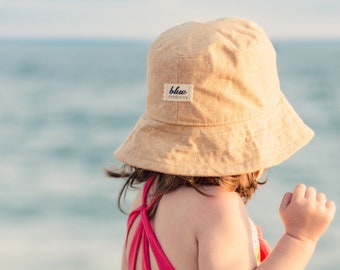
{"left": 126, "top": 175, "right": 175, "bottom": 270}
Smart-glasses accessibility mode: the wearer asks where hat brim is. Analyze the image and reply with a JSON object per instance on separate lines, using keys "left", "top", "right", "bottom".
{"left": 114, "top": 92, "right": 313, "bottom": 176}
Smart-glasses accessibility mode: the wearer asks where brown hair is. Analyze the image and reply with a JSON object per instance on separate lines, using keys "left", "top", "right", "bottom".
{"left": 107, "top": 165, "right": 266, "bottom": 219}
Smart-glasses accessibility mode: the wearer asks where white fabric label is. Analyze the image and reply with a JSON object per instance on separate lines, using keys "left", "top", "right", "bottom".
{"left": 163, "top": 84, "right": 194, "bottom": 102}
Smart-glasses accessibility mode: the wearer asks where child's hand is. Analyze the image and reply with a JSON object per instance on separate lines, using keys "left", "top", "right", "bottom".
{"left": 279, "top": 184, "right": 336, "bottom": 243}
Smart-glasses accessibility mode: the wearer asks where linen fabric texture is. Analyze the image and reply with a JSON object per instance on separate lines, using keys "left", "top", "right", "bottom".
{"left": 114, "top": 17, "right": 314, "bottom": 176}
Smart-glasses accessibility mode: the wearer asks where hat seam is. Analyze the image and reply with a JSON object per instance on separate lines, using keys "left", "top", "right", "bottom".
{"left": 170, "top": 34, "right": 268, "bottom": 59}
{"left": 176, "top": 58, "right": 180, "bottom": 122}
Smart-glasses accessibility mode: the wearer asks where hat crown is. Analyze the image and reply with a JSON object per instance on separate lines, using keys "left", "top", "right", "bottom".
{"left": 147, "top": 17, "right": 281, "bottom": 126}
{"left": 114, "top": 17, "right": 313, "bottom": 176}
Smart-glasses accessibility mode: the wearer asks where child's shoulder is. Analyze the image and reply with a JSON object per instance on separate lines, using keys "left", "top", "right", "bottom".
{"left": 162, "top": 185, "right": 245, "bottom": 222}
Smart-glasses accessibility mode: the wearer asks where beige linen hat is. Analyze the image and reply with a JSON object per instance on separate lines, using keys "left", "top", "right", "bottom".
{"left": 114, "top": 17, "right": 314, "bottom": 176}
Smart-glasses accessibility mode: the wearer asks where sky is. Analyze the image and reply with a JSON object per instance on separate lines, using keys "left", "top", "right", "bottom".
{"left": 0, "top": 0, "right": 339, "bottom": 40}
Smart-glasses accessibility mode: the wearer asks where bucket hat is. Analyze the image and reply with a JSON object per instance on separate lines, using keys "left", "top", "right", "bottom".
{"left": 114, "top": 17, "right": 314, "bottom": 176}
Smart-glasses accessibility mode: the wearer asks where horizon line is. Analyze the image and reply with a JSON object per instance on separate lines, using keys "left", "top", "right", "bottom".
{"left": 0, "top": 36, "right": 339, "bottom": 46}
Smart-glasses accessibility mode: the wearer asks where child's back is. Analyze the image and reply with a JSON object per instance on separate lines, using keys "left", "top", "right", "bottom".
{"left": 124, "top": 176, "right": 266, "bottom": 269}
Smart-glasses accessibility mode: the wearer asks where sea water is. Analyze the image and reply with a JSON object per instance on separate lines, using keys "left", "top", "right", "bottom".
{"left": 0, "top": 39, "right": 339, "bottom": 270}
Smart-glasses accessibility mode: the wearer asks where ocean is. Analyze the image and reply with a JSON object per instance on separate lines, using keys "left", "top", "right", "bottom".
{"left": 0, "top": 39, "right": 339, "bottom": 270}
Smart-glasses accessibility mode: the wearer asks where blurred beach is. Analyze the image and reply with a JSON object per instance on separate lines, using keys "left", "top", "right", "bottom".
{"left": 0, "top": 39, "right": 339, "bottom": 270}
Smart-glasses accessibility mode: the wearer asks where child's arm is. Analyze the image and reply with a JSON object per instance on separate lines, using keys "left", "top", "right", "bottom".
{"left": 256, "top": 184, "right": 336, "bottom": 270}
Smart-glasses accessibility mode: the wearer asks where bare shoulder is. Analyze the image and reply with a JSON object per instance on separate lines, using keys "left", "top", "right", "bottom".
{"left": 187, "top": 186, "right": 256, "bottom": 269}
{"left": 195, "top": 185, "right": 244, "bottom": 211}
{"left": 159, "top": 185, "right": 247, "bottom": 234}
{"left": 153, "top": 186, "right": 246, "bottom": 268}
{"left": 156, "top": 186, "right": 248, "bottom": 239}
{"left": 153, "top": 185, "right": 256, "bottom": 269}
{"left": 193, "top": 186, "right": 248, "bottom": 233}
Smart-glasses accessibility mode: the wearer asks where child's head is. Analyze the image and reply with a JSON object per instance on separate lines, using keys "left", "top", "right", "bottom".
{"left": 111, "top": 17, "right": 313, "bottom": 201}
